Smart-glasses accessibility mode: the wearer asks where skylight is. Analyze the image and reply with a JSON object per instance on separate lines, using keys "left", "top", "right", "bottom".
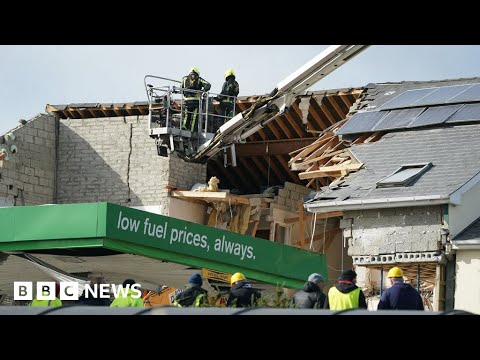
{"left": 376, "top": 163, "right": 432, "bottom": 188}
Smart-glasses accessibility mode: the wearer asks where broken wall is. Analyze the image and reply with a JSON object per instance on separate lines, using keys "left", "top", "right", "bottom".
{"left": 343, "top": 206, "right": 442, "bottom": 260}
{"left": 0, "top": 114, "right": 56, "bottom": 206}
{"left": 56, "top": 115, "right": 206, "bottom": 214}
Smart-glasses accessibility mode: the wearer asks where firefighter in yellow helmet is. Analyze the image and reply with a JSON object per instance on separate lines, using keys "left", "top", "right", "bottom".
{"left": 181, "top": 67, "right": 211, "bottom": 132}
{"left": 377, "top": 267, "right": 424, "bottom": 310}
{"left": 213, "top": 69, "right": 239, "bottom": 132}
{"left": 227, "top": 272, "right": 261, "bottom": 307}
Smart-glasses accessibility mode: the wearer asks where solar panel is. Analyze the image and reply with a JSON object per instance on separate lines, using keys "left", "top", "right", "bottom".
{"left": 336, "top": 111, "right": 386, "bottom": 135}
{"left": 447, "top": 84, "right": 480, "bottom": 103}
{"left": 411, "top": 84, "right": 473, "bottom": 107}
{"left": 408, "top": 104, "right": 462, "bottom": 128}
{"left": 446, "top": 104, "right": 480, "bottom": 123}
{"left": 372, "top": 108, "right": 425, "bottom": 131}
{"left": 380, "top": 88, "right": 435, "bottom": 110}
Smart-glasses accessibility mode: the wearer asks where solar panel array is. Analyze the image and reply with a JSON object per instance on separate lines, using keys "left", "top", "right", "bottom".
{"left": 408, "top": 104, "right": 463, "bottom": 128}
{"left": 380, "top": 83, "right": 480, "bottom": 111}
{"left": 447, "top": 104, "right": 480, "bottom": 124}
{"left": 336, "top": 111, "right": 386, "bottom": 135}
{"left": 337, "top": 83, "right": 480, "bottom": 136}
{"left": 372, "top": 108, "right": 425, "bottom": 131}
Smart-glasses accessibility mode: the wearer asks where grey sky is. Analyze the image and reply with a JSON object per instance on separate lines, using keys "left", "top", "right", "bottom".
{"left": 1, "top": 45, "right": 480, "bottom": 135}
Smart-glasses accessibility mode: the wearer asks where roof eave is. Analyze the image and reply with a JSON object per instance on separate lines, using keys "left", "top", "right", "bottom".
{"left": 305, "top": 195, "right": 450, "bottom": 213}
{"left": 452, "top": 240, "right": 480, "bottom": 250}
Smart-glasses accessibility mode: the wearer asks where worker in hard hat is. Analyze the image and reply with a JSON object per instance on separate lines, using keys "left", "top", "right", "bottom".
{"left": 30, "top": 282, "right": 62, "bottom": 307}
{"left": 213, "top": 69, "right": 239, "bottom": 132}
{"left": 181, "top": 67, "right": 211, "bottom": 132}
{"left": 227, "top": 272, "right": 261, "bottom": 307}
{"left": 377, "top": 267, "right": 424, "bottom": 310}
{"left": 110, "top": 279, "right": 144, "bottom": 307}
{"left": 173, "top": 273, "right": 208, "bottom": 307}
{"left": 324, "top": 269, "right": 367, "bottom": 311}
{"left": 292, "top": 273, "right": 326, "bottom": 309}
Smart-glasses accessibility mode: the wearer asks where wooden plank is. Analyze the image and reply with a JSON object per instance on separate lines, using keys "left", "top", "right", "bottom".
{"left": 288, "top": 135, "right": 333, "bottom": 165}
{"left": 319, "top": 102, "right": 337, "bottom": 126}
{"left": 288, "top": 133, "right": 333, "bottom": 156}
{"left": 298, "top": 149, "right": 345, "bottom": 167}
{"left": 291, "top": 102, "right": 308, "bottom": 132}
{"left": 251, "top": 221, "right": 259, "bottom": 237}
{"left": 339, "top": 94, "right": 354, "bottom": 109}
{"left": 284, "top": 111, "right": 305, "bottom": 138}
{"left": 302, "top": 137, "right": 340, "bottom": 162}
{"left": 352, "top": 133, "right": 371, "bottom": 144}
{"left": 266, "top": 121, "right": 282, "bottom": 140}
{"left": 237, "top": 138, "right": 315, "bottom": 157}
{"left": 309, "top": 102, "right": 329, "bottom": 130}
{"left": 257, "top": 128, "right": 268, "bottom": 141}
{"left": 274, "top": 116, "right": 293, "bottom": 138}
{"left": 277, "top": 155, "right": 300, "bottom": 184}
{"left": 170, "top": 190, "right": 250, "bottom": 205}
{"left": 326, "top": 96, "right": 347, "bottom": 119}
{"left": 298, "top": 163, "right": 363, "bottom": 180}
{"left": 298, "top": 200, "right": 305, "bottom": 247}
{"left": 291, "top": 228, "right": 341, "bottom": 248}
{"left": 284, "top": 211, "right": 343, "bottom": 224}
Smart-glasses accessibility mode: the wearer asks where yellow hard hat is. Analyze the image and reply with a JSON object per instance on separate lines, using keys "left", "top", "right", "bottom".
{"left": 387, "top": 266, "right": 404, "bottom": 278}
{"left": 230, "top": 272, "right": 246, "bottom": 285}
{"left": 190, "top": 67, "right": 200, "bottom": 76}
{"left": 224, "top": 69, "right": 235, "bottom": 80}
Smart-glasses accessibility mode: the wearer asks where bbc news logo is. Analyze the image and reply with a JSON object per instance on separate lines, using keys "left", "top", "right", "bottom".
{"left": 14, "top": 281, "right": 142, "bottom": 301}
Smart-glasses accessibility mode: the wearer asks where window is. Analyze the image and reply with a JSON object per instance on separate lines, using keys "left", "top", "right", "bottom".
{"left": 376, "top": 163, "right": 432, "bottom": 188}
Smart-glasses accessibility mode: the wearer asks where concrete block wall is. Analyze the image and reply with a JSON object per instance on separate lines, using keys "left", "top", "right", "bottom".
{"left": 0, "top": 114, "right": 56, "bottom": 206}
{"left": 57, "top": 115, "right": 206, "bottom": 214}
{"left": 169, "top": 153, "right": 207, "bottom": 190}
{"left": 344, "top": 206, "right": 442, "bottom": 256}
{"left": 272, "top": 181, "right": 312, "bottom": 212}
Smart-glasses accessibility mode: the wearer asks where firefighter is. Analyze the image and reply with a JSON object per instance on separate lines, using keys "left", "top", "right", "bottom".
{"left": 181, "top": 67, "right": 211, "bottom": 132}
{"left": 324, "top": 270, "right": 367, "bottom": 311}
{"left": 377, "top": 267, "right": 424, "bottom": 310}
{"left": 174, "top": 273, "right": 208, "bottom": 307}
{"left": 227, "top": 272, "right": 261, "bottom": 307}
{"left": 214, "top": 69, "right": 239, "bottom": 132}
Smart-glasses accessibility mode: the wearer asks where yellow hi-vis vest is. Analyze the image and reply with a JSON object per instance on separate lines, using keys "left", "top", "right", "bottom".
{"left": 328, "top": 287, "right": 360, "bottom": 310}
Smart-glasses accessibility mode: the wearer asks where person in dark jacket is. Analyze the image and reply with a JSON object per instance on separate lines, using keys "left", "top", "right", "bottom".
{"left": 293, "top": 273, "right": 326, "bottom": 309}
{"left": 227, "top": 272, "right": 261, "bottom": 307}
{"left": 378, "top": 266, "right": 424, "bottom": 310}
{"left": 324, "top": 269, "right": 368, "bottom": 310}
{"left": 174, "top": 273, "right": 208, "bottom": 307}
{"left": 181, "top": 67, "right": 211, "bottom": 132}
{"left": 213, "top": 69, "right": 239, "bottom": 131}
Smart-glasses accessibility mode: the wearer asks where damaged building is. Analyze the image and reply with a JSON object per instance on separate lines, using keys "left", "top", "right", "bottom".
{"left": 1, "top": 75, "right": 480, "bottom": 313}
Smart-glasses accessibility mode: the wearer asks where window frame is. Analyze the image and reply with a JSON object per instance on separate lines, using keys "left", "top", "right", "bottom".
{"left": 376, "top": 162, "right": 433, "bottom": 188}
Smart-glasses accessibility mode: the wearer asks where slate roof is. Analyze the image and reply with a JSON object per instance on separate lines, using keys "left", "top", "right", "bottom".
{"left": 355, "top": 77, "right": 480, "bottom": 112}
{"left": 311, "top": 124, "right": 480, "bottom": 202}
{"left": 307, "top": 78, "right": 480, "bottom": 206}
{"left": 454, "top": 217, "right": 480, "bottom": 242}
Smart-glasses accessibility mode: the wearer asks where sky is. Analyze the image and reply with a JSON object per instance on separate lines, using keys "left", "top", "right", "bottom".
{"left": 1, "top": 45, "right": 480, "bottom": 134}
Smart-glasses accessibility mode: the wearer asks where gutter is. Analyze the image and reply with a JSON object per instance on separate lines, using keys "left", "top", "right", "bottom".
{"left": 305, "top": 195, "right": 449, "bottom": 213}
{"left": 452, "top": 239, "right": 480, "bottom": 250}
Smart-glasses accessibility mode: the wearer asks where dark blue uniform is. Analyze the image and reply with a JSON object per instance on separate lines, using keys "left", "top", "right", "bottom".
{"left": 378, "top": 282, "right": 424, "bottom": 310}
